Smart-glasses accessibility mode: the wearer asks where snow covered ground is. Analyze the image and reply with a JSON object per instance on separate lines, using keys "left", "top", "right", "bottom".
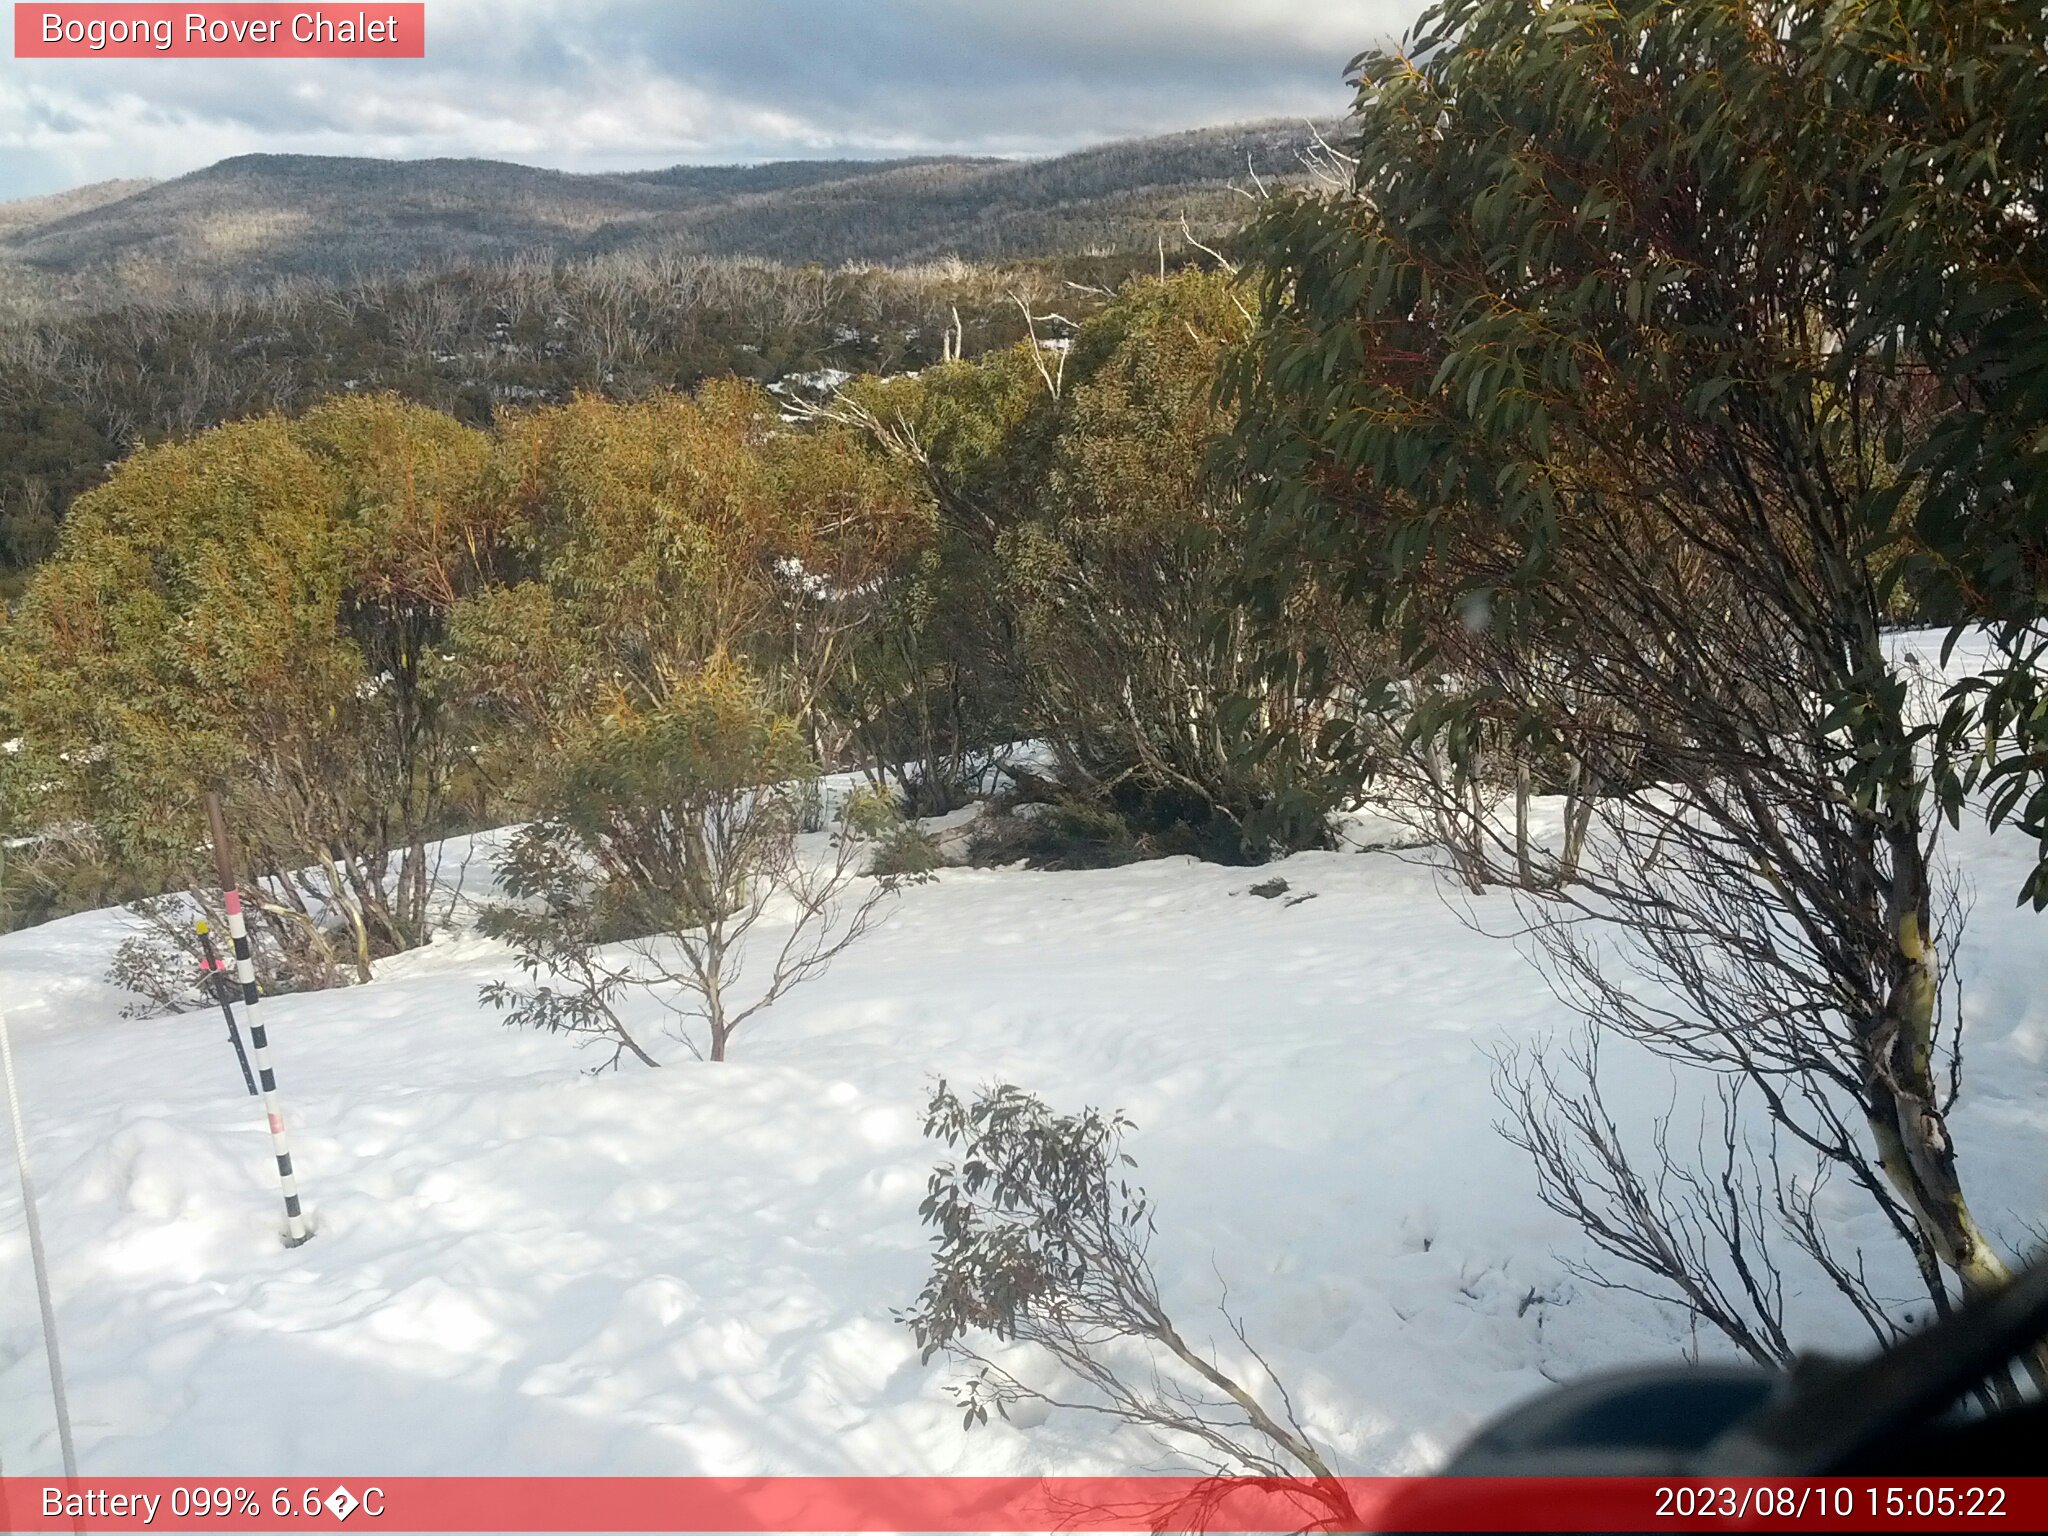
{"left": 2, "top": 788, "right": 2045, "bottom": 1479}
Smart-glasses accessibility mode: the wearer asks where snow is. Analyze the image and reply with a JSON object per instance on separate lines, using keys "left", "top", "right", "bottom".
{"left": 767, "top": 369, "right": 854, "bottom": 398}
{"left": 2, "top": 792, "right": 2046, "bottom": 1479}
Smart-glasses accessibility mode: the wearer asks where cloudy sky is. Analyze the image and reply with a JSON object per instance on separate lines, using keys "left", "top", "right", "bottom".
{"left": 0, "top": 1, "right": 1418, "bottom": 200}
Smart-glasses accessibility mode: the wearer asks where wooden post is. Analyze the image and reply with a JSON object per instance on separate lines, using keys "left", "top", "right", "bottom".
{"left": 195, "top": 918, "right": 258, "bottom": 1097}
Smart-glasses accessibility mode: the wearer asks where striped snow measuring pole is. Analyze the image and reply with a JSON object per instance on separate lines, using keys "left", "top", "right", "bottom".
{"left": 204, "top": 792, "right": 311, "bottom": 1247}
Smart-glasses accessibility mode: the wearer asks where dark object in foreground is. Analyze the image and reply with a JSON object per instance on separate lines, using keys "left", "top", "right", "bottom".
{"left": 1442, "top": 1258, "right": 2048, "bottom": 1476}
{"left": 194, "top": 917, "right": 258, "bottom": 1097}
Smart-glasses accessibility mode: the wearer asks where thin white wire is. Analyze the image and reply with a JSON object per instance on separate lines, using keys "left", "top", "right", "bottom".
{"left": 1, "top": 1006, "right": 80, "bottom": 1482}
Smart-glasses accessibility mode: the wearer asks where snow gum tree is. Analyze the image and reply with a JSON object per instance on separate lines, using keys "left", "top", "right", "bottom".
{"left": 1007, "top": 272, "right": 1341, "bottom": 855}
{"left": 1809, "top": 0, "right": 2048, "bottom": 908}
{"left": 461, "top": 381, "right": 926, "bottom": 787}
{"left": 457, "top": 385, "right": 916, "bottom": 1063}
{"left": 1230, "top": 0, "right": 2044, "bottom": 1365}
{"left": 0, "top": 395, "right": 500, "bottom": 982}
{"left": 823, "top": 272, "right": 1353, "bottom": 860}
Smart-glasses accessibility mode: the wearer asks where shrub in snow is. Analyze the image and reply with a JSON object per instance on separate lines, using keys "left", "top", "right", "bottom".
{"left": 4, "top": 399, "right": 495, "bottom": 977}
{"left": 840, "top": 787, "right": 942, "bottom": 884}
{"left": 902, "top": 1080, "right": 1350, "bottom": 1518}
{"left": 106, "top": 892, "right": 336, "bottom": 1015}
{"left": 812, "top": 274, "right": 1352, "bottom": 866}
{"left": 965, "top": 792, "right": 1138, "bottom": 871}
{"left": 480, "top": 665, "right": 892, "bottom": 1063}
{"left": 867, "top": 823, "right": 944, "bottom": 883}
{"left": 107, "top": 930, "right": 205, "bottom": 1019}
{"left": 478, "top": 825, "right": 658, "bottom": 1071}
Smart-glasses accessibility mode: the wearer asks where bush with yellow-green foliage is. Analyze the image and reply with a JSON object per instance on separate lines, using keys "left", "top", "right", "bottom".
{"left": 480, "top": 662, "right": 892, "bottom": 1066}
{"left": 453, "top": 381, "right": 928, "bottom": 798}
{"left": 828, "top": 271, "right": 1353, "bottom": 862}
{"left": 2, "top": 378, "right": 938, "bottom": 978}
{"left": 1, "top": 395, "right": 501, "bottom": 979}
{"left": 3, "top": 275, "right": 1362, "bottom": 995}
{"left": 813, "top": 341, "right": 1050, "bottom": 815}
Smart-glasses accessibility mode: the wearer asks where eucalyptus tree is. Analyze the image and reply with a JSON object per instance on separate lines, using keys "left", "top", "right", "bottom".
{"left": 1230, "top": 0, "right": 2042, "bottom": 1359}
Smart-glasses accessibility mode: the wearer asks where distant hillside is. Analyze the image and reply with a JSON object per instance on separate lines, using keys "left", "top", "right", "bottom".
{"left": 0, "top": 178, "right": 157, "bottom": 240}
{"left": 0, "top": 122, "right": 1334, "bottom": 307}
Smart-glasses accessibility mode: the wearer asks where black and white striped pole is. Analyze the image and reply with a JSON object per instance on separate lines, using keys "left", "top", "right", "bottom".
{"left": 204, "top": 792, "right": 311, "bottom": 1248}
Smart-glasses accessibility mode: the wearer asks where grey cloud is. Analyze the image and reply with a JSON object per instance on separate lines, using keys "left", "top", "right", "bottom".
{"left": 0, "top": 0, "right": 1415, "bottom": 198}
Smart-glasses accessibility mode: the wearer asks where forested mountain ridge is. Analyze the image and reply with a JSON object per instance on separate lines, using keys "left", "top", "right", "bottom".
{"left": 0, "top": 121, "right": 1332, "bottom": 306}
{"left": 0, "top": 119, "right": 1335, "bottom": 581}
{"left": 0, "top": 177, "right": 157, "bottom": 241}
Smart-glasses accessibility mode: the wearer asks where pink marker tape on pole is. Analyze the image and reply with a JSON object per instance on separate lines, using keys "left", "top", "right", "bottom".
{"left": 204, "top": 792, "right": 311, "bottom": 1246}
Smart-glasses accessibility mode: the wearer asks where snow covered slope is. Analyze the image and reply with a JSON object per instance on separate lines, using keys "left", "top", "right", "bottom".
{"left": 2, "top": 808, "right": 2044, "bottom": 1478}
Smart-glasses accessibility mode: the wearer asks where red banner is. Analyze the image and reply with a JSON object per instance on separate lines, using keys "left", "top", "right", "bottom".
{"left": 0, "top": 1477, "right": 2042, "bottom": 1532}
{"left": 13, "top": 5, "right": 424, "bottom": 58}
